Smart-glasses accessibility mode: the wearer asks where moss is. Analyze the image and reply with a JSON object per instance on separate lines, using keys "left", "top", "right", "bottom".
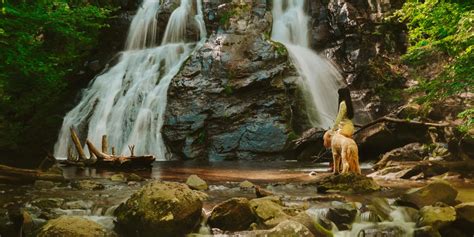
{"left": 224, "top": 84, "right": 234, "bottom": 96}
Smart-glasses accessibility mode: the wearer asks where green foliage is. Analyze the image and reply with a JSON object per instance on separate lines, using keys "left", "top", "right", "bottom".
{"left": 393, "top": 0, "right": 473, "bottom": 104}
{"left": 0, "top": 0, "right": 110, "bottom": 150}
{"left": 458, "top": 108, "right": 474, "bottom": 133}
{"left": 224, "top": 84, "right": 234, "bottom": 96}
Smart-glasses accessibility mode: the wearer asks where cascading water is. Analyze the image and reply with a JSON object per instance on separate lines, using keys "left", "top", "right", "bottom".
{"left": 54, "top": 0, "right": 206, "bottom": 160}
{"left": 272, "top": 0, "right": 344, "bottom": 129}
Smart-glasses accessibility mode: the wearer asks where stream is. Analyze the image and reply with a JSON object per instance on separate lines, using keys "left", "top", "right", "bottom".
{"left": 2, "top": 161, "right": 474, "bottom": 236}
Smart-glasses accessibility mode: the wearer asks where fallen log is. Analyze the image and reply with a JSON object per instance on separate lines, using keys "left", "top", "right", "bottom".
{"left": 0, "top": 164, "right": 64, "bottom": 183}
{"left": 70, "top": 127, "right": 87, "bottom": 160}
{"left": 355, "top": 116, "right": 451, "bottom": 135}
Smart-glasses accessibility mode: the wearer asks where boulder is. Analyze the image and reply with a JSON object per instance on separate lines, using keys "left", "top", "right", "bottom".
{"left": 249, "top": 196, "right": 289, "bottom": 227}
{"left": 326, "top": 201, "right": 357, "bottom": 230}
{"left": 71, "top": 180, "right": 105, "bottom": 190}
{"left": 38, "top": 216, "right": 109, "bottom": 237}
{"left": 186, "top": 174, "right": 208, "bottom": 190}
{"left": 314, "top": 173, "right": 381, "bottom": 193}
{"left": 455, "top": 202, "right": 474, "bottom": 223}
{"left": 374, "top": 143, "right": 427, "bottom": 170}
{"left": 400, "top": 181, "right": 458, "bottom": 208}
{"left": 127, "top": 173, "right": 144, "bottom": 182}
{"left": 34, "top": 180, "right": 57, "bottom": 190}
{"left": 114, "top": 181, "right": 203, "bottom": 237}
{"left": 355, "top": 122, "right": 429, "bottom": 160}
{"left": 31, "top": 198, "right": 65, "bottom": 210}
{"left": 208, "top": 197, "right": 255, "bottom": 231}
{"left": 418, "top": 205, "right": 456, "bottom": 229}
{"left": 0, "top": 207, "right": 22, "bottom": 237}
{"left": 285, "top": 128, "right": 326, "bottom": 161}
{"left": 258, "top": 220, "right": 314, "bottom": 237}
{"left": 109, "top": 173, "right": 127, "bottom": 182}
{"left": 239, "top": 180, "right": 255, "bottom": 189}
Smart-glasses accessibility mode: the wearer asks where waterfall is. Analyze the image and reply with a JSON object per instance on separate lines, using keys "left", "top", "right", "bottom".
{"left": 54, "top": 0, "right": 206, "bottom": 160}
{"left": 272, "top": 0, "right": 344, "bottom": 129}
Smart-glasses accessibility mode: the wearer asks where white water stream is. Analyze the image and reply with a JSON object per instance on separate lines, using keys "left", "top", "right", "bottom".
{"left": 272, "top": 0, "right": 344, "bottom": 129}
{"left": 54, "top": 0, "right": 206, "bottom": 160}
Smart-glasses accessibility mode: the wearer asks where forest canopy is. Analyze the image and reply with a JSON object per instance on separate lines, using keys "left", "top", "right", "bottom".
{"left": 0, "top": 0, "right": 110, "bottom": 156}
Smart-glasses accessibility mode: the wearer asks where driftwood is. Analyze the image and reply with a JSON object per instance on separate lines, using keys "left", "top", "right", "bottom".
{"left": 64, "top": 130, "right": 155, "bottom": 168}
{"left": 354, "top": 116, "right": 451, "bottom": 135}
{"left": 0, "top": 164, "right": 64, "bottom": 183}
{"left": 70, "top": 127, "right": 87, "bottom": 160}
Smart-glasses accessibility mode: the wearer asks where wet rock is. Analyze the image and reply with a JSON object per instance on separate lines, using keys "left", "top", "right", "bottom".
{"left": 285, "top": 128, "right": 325, "bottom": 161}
{"left": 249, "top": 196, "right": 288, "bottom": 227}
{"left": 355, "top": 122, "right": 430, "bottom": 160}
{"left": 349, "top": 223, "right": 414, "bottom": 237}
{"left": 326, "top": 201, "right": 357, "bottom": 231}
{"left": 0, "top": 207, "right": 22, "bottom": 237}
{"left": 414, "top": 226, "right": 441, "bottom": 237}
{"left": 127, "top": 173, "right": 144, "bottom": 182}
{"left": 239, "top": 180, "right": 255, "bottom": 189}
{"left": 255, "top": 185, "right": 274, "bottom": 198}
{"left": 110, "top": 173, "right": 127, "bottom": 182}
{"left": 258, "top": 220, "right": 314, "bottom": 237}
{"left": 186, "top": 174, "right": 208, "bottom": 190}
{"left": 418, "top": 205, "right": 456, "bottom": 229}
{"left": 62, "top": 200, "right": 94, "bottom": 210}
{"left": 34, "top": 180, "right": 56, "bottom": 190}
{"left": 400, "top": 181, "right": 458, "bottom": 208}
{"left": 31, "top": 198, "right": 65, "bottom": 210}
{"left": 455, "top": 202, "right": 474, "bottom": 223}
{"left": 208, "top": 197, "right": 255, "bottom": 231}
{"left": 71, "top": 180, "right": 105, "bottom": 191}
{"left": 114, "top": 181, "right": 203, "bottom": 237}
{"left": 367, "top": 198, "right": 394, "bottom": 221}
{"left": 374, "top": 143, "right": 427, "bottom": 170}
{"left": 314, "top": 173, "right": 381, "bottom": 193}
{"left": 22, "top": 211, "right": 46, "bottom": 237}
{"left": 38, "top": 216, "right": 109, "bottom": 237}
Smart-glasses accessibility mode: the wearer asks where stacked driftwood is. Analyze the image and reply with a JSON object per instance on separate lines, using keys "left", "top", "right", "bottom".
{"left": 64, "top": 128, "right": 155, "bottom": 168}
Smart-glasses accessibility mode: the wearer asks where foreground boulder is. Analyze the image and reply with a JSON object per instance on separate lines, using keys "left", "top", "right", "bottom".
{"left": 455, "top": 202, "right": 474, "bottom": 223}
{"left": 400, "top": 181, "right": 458, "bottom": 208}
{"left": 114, "top": 181, "right": 203, "bottom": 237}
{"left": 38, "top": 216, "right": 108, "bottom": 237}
{"left": 313, "top": 173, "right": 381, "bottom": 193}
{"left": 418, "top": 205, "right": 456, "bottom": 229}
{"left": 208, "top": 197, "right": 255, "bottom": 231}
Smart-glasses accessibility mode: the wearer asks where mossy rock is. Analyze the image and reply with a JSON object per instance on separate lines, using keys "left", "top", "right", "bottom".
{"left": 38, "top": 216, "right": 110, "bottom": 237}
{"left": 315, "top": 173, "right": 381, "bottom": 194}
{"left": 208, "top": 197, "right": 255, "bottom": 231}
{"left": 114, "top": 181, "right": 203, "bottom": 237}
{"left": 401, "top": 180, "right": 458, "bottom": 208}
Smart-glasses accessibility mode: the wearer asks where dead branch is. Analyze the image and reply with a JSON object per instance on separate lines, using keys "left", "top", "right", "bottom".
{"left": 128, "top": 145, "right": 135, "bottom": 157}
{"left": 102, "top": 135, "right": 108, "bottom": 154}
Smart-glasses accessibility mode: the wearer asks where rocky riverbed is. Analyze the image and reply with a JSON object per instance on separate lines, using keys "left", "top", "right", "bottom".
{"left": 1, "top": 161, "right": 474, "bottom": 237}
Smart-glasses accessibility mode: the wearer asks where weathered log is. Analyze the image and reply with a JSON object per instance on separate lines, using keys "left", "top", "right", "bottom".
{"left": 355, "top": 116, "right": 451, "bottom": 135}
{"left": 0, "top": 164, "right": 64, "bottom": 183}
{"left": 70, "top": 127, "right": 87, "bottom": 160}
{"left": 86, "top": 139, "right": 111, "bottom": 160}
{"left": 102, "top": 135, "right": 108, "bottom": 153}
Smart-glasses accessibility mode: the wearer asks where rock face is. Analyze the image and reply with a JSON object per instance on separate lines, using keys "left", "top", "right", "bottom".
{"left": 38, "top": 216, "right": 109, "bottom": 237}
{"left": 418, "top": 205, "right": 456, "bottom": 229}
{"left": 208, "top": 197, "right": 255, "bottom": 231}
{"left": 163, "top": 1, "right": 305, "bottom": 161}
{"left": 400, "top": 181, "right": 458, "bottom": 208}
{"left": 455, "top": 202, "right": 474, "bottom": 223}
{"left": 114, "top": 181, "right": 203, "bottom": 237}
{"left": 374, "top": 143, "right": 427, "bottom": 170}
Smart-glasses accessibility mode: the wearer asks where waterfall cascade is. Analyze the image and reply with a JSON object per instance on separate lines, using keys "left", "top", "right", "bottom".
{"left": 272, "top": 0, "right": 344, "bottom": 129}
{"left": 54, "top": 0, "right": 206, "bottom": 160}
